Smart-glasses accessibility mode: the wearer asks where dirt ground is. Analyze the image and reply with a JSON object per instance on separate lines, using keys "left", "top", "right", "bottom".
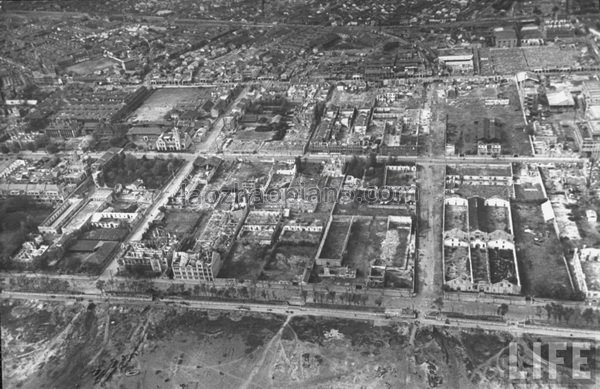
{"left": 219, "top": 242, "right": 269, "bottom": 281}
{"left": 2, "top": 299, "right": 597, "bottom": 388}
{"left": 444, "top": 83, "right": 530, "bottom": 156}
{"left": 128, "top": 88, "right": 212, "bottom": 122}
{"left": 511, "top": 202, "right": 574, "bottom": 298}
{"left": 66, "top": 58, "right": 119, "bottom": 75}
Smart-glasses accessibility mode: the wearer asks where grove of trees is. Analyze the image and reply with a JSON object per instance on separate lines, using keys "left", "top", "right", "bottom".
{"left": 0, "top": 196, "right": 51, "bottom": 271}
{"left": 101, "top": 154, "right": 182, "bottom": 189}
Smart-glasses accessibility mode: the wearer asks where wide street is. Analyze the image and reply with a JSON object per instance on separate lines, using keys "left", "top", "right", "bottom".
{"left": 3, "top": 290, "right": 600, "bottom": 341}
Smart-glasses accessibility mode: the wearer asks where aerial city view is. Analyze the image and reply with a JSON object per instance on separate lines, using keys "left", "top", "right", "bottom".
{"left": 3, "top": 0, "right": 600, "bottom": 387}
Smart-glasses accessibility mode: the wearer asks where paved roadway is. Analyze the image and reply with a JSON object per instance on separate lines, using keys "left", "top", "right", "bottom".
{"left": 3, "top": 290, "right": 600, "bottom": 341}
{"left": 21, "top": 148, "right": 586, "bottom": 165}
{"left": 79, "top": 150, "right": 584, "bottom": 165}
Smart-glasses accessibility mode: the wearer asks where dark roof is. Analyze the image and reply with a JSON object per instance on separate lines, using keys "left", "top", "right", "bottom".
{"left": 81, "top": 228, "right": 129, "bottom": 241}
{"left": 200, "top": 100, "right": 214, "bottom": 112}
{"left": 494, "top": 28, "right": 517, "bottom": 40}
{"left": 468, "top": 197, "right": 487, "bottom": 232}
{"left": 128, "top": 126, "right": 164, "bottom": 136}
{"left": 68, "top": 239, "right": 104, "bottom": 252}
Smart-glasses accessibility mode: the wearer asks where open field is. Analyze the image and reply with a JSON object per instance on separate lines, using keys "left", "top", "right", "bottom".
{"left": 162, "top": 209, "right": 204, "bottom": 237}
{"left": 66, "top": 57, "right": 119, "bottom": 75}
{"left": 129, "top": 88, "right": 212, "bottom": 122}
{"left": 385, "top": 169, "right": 416, "bottom": 187}
{"left": 262, "top": 243, "right": 314, "bottom": 282}
{"left": 511, "top": 202, "right": 574, "bottom": 299}
{"left": 445, "top": 83, "right": 530, "bottom": 156}
{"left": 222, "top": 161, "right": 273, "bottom": 190}
{"left": 344, "top": 217, "right": 387, "bottom": 279}
{"left": 328, "top": 89, "right": 378, "bottom": 107}
{"left": 218, "top": 242, "right": 269, "bottom": 281}
{"left": 319, "top": 220, "right": 351, "bottom": 260}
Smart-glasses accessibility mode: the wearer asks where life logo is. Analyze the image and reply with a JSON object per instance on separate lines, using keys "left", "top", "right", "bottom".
{"left": 507, "top": 341, "right": 597, "bottom": 384}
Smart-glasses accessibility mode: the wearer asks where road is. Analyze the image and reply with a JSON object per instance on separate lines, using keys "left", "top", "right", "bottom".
{"left": 80, "top": 150, "right": 584, "bottom": 165}
{"left": 415, "top": 164, "right": 445, "bottom": 304}
{"left": 3, "top": 290, "right": 600, "bottom": 341}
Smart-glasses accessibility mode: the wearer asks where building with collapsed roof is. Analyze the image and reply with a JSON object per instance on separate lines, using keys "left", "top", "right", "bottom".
{"left": 443, "top": 164, "right": 520, "bottom": 295}
{"left": 172, "top": 250, "right": 222, "bottom": 282}
{"left": 155, "top": 127, "right": 192, "bottom": 152}
{"left": 572, "top": 247, "right": 600, "bottom": 299}
{"left": 239, "top": 210, "right": 282, "bottom": 245}
{"left": 119, "top": 241, "right": 170, "bottom": 274}
{"left": 437, "top": 49, "right": 474, "bottom": 73}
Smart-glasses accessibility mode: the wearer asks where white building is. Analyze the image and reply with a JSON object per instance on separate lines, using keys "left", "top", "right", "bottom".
{"left": 172, "top": 250, "right": 222, "bottom": 282}
{"left": 155, "top": 127, "right": 192, "bottom": 152}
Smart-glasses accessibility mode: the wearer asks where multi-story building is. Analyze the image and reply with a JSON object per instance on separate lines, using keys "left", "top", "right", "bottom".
{"left": 437, "top": 50, "right": 474, "bottom": 73}
{"left": 127, "top": 126, "right": 164, "bottom": 150}
{"left": 90, "top": 208, "right": 141, "bottom": 229}
{"left": 573, "top": 121, "right": 600, "bottom": 154}
{"left": 572, "top": 248, "right": 600, "bottom": 299}
{"left": 119, "top": 241, "right": 169, "bottom": 273}
{"left": 0, "top": 182, "right": 65, "bottom": 204}
{"left": 493, "top": 27, "right": 518, "bottom": 48}
{"left": 44, "top": 120, "right": 83, "bottom": 138}
{"left": 582, "top": 81, "right": 600, "bottom": 108}
{"left": 13, "top": 236, "right": 49, "bottom": 263}
{"left": 171, "top": 250, "right": 222, "bottom": 282}
{"left": 155, "top": 127, "right": 192, "bottom": 152}
{"left": 520, "top": 25, "right": 544, "bottom": 46}
{"left": 477, "top": 141, "right": 501, "bottom": 156}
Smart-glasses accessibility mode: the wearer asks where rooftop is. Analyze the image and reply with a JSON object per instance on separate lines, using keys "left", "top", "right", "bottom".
{"left": 447, "top": 164, "right": 512, "bottom": 178}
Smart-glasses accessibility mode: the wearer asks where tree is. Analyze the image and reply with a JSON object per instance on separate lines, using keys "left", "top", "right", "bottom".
{"left": 328, "top": 290, "right": 336, "bottom": 304}
{"left": 34, "top": 135, "right": 50, "bottom": 149}
{"left": 433, "top": 297, "right": 444, "bottom": 311}
{"left": 563, "top": 307, "right": 575, "bottom": 324}
{"left": 582, "top": 308, "right": 595, "bottom": 325}
{"left": 9, "top": 143, "right": 20, "bottom": 153}
{"left": 535, "top": 306, "right": 544, "bottom": 319}
{"left": 545, "top": 303, "right": 553, "bottom": 320}
{"left": 294, "top": 156, "right": 303, "bottom": 174}
{"left": 238, "top": 286, "right": 249, "bottom": 299}
{"left": 28, "top": 117, "right": 48, "bottom": 132}
{"left": 360, "top": 294, "right": 368, "bottom": 306}
{"left": 554, "top": 304, "right": 564, "bottom": 322}
{"left": 0, "top": 144, "right": 9, "bottom": 154}
{"left": 45, "top": 142, "right": 59, "bottom": 154}
{"left": 374, "top": 296, "right": 383, "bottom": 307}
{"left": 497, "top": 303, "right": 509, "bottom": 317}
{"left": 570, "top": 290, "right": 586, "bottom": 301}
